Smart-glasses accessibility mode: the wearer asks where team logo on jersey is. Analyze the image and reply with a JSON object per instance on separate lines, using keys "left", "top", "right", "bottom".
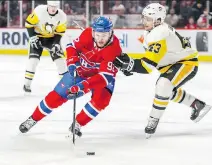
{"left": 79, "top": 53, "right": 100, "bottom": 71}
{"left": 42, "top": 23, "right": 55, "bottom": 34}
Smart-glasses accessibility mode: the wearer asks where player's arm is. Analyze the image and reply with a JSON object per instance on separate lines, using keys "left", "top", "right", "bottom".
{"left": 25, "top": 11, "right": 39, "bottom": 37}
{"left": 68, "top": 60, "right": 117, "bottom": 96}
{"left": 68, "top": 45, "right": 121, "bottom": 96}
{"left": 86, "top": 60, "right": 117, "bottom": 90}
{"left": 114, "top": 39, "right": 167, "bottom": 74}
{"left": 66, "top": 28, "right": 91, "bottom": 75}
{"left": 54, "top": 12, "right": 67, "bottom": 44}
{"left": 25, "top": 9, "right": 41, "bottom": 49}
{"left": 50, "top": 12, "right": 67, "bottom": 57}
{"left": 80, "top": 44, "right": 121, "bottom": 90}
{"left": 139, "top": 39, "right": 167, "bottom": 73}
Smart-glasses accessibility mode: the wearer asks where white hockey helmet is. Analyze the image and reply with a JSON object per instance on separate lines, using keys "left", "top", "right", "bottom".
{"left": 47, "top": 1, "right": 60, "bottom": 7}
{"left": 142, "top": 3, "right": 166, "bottom": 24}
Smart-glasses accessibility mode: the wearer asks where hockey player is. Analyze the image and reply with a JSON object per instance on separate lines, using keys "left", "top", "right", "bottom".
{"left": 19, "top": 16, "right": 122, "bottom": 136}
{"left": 24, "top": 1, "right": 68, "bottom": 93}
{"left": 113, "top": 3, "right": 211, "bottom": 138}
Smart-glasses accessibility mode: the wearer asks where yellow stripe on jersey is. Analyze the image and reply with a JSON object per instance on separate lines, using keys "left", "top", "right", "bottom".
{"left": 55, "top": 22, "right": 67, "bottom": 36}
{"left": 144, "top": 39, "right": 167, "bottom": 66}
{"left": 158, "top": 65, "right": 172, "bottom": 73}
{"left": 179, "top": 52, "right": 199, "bottom": 67}
{"left": 25, "top": 12, "right": 39, "bottom": 28}
{"left": 141, "top": 61, "right": 153, "bottom": 73}
{"left": 158, "top": 52, "right": 198, "bottom": 74}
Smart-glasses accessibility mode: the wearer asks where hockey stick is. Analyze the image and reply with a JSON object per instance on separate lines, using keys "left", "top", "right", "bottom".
{"left": 73, "top": 20, "right": 85, "bottom": 31}
{"left": 72, "top": 71, "right": 77, "bottom": 144}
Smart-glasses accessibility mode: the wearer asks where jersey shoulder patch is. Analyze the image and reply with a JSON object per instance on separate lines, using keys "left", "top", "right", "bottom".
{"left": 147, "top": 24, "right": 169, "bottom": 44}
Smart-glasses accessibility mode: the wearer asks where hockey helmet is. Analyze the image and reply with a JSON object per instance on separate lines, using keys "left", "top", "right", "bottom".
{"left": 92, "top": 16, "right": 113, "bottom": 32}
{"left": 142, "top": 3, "right": 166, "bottom": 24}
{"left": 47, "top": 1, "right": 60, "bottom": 7}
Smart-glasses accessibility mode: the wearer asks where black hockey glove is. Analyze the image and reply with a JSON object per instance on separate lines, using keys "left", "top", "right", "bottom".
{"left": 122, "top": 70, "right": 133, "bottom": 76}
{"left": 113, "top": 53, "right": 135, "bottom": 72}
{"left": 51, "top": 44, "right": 63, "bottom": 57}
{"left": 29, "top": 36, "right": 41, "bottom": 49}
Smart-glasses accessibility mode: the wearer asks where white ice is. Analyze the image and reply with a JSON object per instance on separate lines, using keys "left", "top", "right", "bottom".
{"left": 0, "top": 55, "right": 212, "bottom": 165}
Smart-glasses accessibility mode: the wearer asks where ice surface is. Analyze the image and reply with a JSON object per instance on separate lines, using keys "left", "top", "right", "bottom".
{"left": 0, "top": 55, "right": 212, "bottom": 165}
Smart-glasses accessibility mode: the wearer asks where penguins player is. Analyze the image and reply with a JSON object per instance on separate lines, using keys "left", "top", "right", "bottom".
{"left": 114, "top": 3, "right": 212, "bottom": 138}
{"left": 24, "top": 0, "right": 68, "bottom": 93}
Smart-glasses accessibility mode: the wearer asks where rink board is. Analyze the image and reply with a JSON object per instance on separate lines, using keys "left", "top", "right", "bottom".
{"left": 0, "top": 28, "right": 212, "bottom": 61}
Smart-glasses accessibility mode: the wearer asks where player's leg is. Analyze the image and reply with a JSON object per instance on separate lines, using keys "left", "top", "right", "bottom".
{"left": 23, "top": 45, "right": 43, "bottom": 93}
{"left": 19, "top": 73, "right": 85, "bottom": 133}
{"left": 170, "top": 73, "right": 211, "bottom": 122}
{"left": 46, "top": 38, "right": 68, "bottom": 78}
{"left": 70, "top": 81, "right": 115, "bottom": 137}
{"left": 145, "top": 63, "right": 199, "bottom": 137}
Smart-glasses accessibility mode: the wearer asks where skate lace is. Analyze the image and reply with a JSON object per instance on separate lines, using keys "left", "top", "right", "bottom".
{"left": 147, "top": 118, "right": 158, "bottom": 128}
{"left": 23, "top": 118, "right": 36, "bottom": 129}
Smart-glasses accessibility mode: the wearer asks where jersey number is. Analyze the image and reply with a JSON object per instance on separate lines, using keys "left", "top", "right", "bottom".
{"left": 148, "top": 43, "right": 161, "bottom": 53}
{"left": 107, "top": 62, "right": 116, "bottom": 72}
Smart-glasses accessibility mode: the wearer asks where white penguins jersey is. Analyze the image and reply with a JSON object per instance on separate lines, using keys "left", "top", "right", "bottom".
{"left": 25, "top": 5, "right": 67, "bottom": 38}
{"left": 139, "top": 23, "right": 198, "bottom": 73}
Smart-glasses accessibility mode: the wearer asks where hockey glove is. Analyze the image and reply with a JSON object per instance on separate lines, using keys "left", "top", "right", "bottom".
{"left": 68, "top": 63, "right": 83, "bottom": 77}
{"left": 122, "top": 70, "right": 133, "bottom": 76}
{"left": 29, "top": 36, "right": 41, "bottom": 49}
{"left": 67, "top": 81, "right": 90, "bottom": 97}
{"left": 51, "top": 44, "right": 63, "bottom": 57}
{"left": 67, "top": 56, "right": 82, "bottom": 77}
{"left": 113, "top": 53, "right": 135, "bottom": 72}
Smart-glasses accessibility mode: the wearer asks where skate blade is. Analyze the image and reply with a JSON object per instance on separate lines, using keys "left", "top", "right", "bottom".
{"left": 194, "top": 105, "right": 212, "bottom": 123}
{"left": 145, "top": 133, "right": 152, "bottom": 139}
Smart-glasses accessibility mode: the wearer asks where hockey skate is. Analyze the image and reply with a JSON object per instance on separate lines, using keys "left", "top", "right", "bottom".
{"left": 190, "top": 99, "right": 212, "bottom": 123}
{"left": 19, "top": 116, "right": 37, "bottom": 133}
{"left": 69, "top": 122, "right": 82, "bottom": 137}
{"left": 145, "top": 116, "right": 159, "bottom": 139}
{"left": 23, "top": 85, "right": 31, "bottom": 93}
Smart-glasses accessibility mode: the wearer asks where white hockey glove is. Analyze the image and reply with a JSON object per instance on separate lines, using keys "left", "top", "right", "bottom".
{"left": 113, "top": 53, "right": 135, "bottom": 72}
{"left": 29, "top": 36, "right": 41, "bottom": 49}
{"left": 51, "top": 44, "right": 63, "bottom": 57}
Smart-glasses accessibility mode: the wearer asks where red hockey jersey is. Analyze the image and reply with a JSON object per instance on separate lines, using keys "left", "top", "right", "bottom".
{"left": 66, "top": 27, "right": 122, "bottom": 89}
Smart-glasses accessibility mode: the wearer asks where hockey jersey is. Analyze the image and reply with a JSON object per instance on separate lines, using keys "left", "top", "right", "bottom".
{"left": 25, "top": 5, "right": 67, "bottom": 38}
{"left": 139, "top": 23, "right": 198, "bottom": 73}
{"left": 66, "top": 27, "right": 122, "bottom": 89}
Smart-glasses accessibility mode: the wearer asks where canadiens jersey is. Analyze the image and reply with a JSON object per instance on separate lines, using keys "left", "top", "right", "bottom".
{"left": 66, "top": 27, "right": 122, "bottom": 89}
{"left": 25, "top": 5, "right": 67, "bottom": 38}
{"left": 139, "top": 23, "right": 198, "bottom": 73}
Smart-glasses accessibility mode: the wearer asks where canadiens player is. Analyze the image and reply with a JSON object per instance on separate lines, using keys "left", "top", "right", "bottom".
{"left": 114, "top": 3, "right": 212, "bottom": 138}
{"left": 23, "top": 1, "right": 68, "bottom": 93}
{"left": 19, "top": 16, "right": 122, "bottom": 136}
